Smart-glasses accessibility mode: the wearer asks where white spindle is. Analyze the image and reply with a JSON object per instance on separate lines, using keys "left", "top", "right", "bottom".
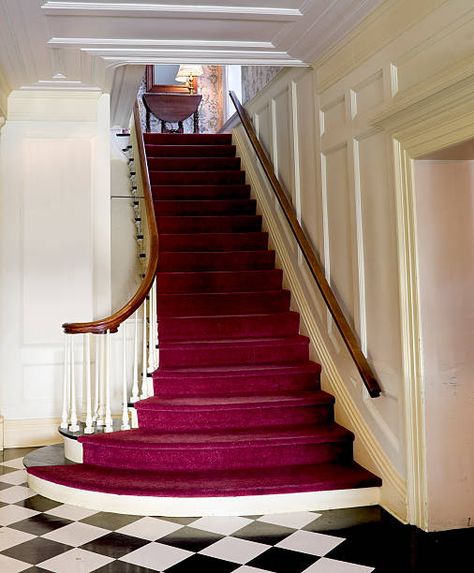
{"left": 130, "top": 310, "right": 140, "bottom": 403}
{"left": 61, "top": 335, "right": 70, "bottom": 429}
{"left": 104, "top": 330, "right": 113, "bottom": 432}
{"left": 69, "top": 336, "right": 80, "bottom": 432}
{"left": 83, "top": 333, "right": 94, "bottom": 434}
{"left": 96, "top": 335, "right": 105, "bottom": 427}
{"left": 121, "top": 325, "right": 131, "bottom": 430}
{"left": 141, "top": 300, "right": 148, "bottom": 400}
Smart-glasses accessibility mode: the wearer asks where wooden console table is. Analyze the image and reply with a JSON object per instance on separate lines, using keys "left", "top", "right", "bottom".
{"left": 142, "top": 93, "right": 202, "bottom": 134}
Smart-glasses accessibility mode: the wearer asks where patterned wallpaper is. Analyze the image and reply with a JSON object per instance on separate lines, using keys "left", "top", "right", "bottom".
{"left": 138, "top": 66, "right": 224, "bottom": 134}
{"left": 241, "top": 66, "right": 283, "bottom": 103}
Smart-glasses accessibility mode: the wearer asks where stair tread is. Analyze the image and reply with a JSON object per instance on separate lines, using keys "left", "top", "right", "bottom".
{"left": 27, "top": 461, "right": 381, "bottom": 497}
{"left": 136, "top": 390, "right": 334, "bottom": 410}
{"left": 79, "top": 424, "right": 353, "bottom": 448}
{"left": 154, "top": 360, "right": 321, "bottom": 377}
{"left": 160, "top": 335, "right": 309, "bottom": 348}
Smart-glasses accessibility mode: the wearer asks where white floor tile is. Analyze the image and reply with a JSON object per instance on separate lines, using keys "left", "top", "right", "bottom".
{"left": 0, "top": 527, "right": 36, "bottom": 551}
{"left": 42, "top": 521, "right": 109, "bottom": 547}
{"left": 199, "top": 536, "right": 270, "bottom": 564}
{"left": 44, "top": 504, "right": 99, "bottom": 521}
{"left": 38, "top": 548, "right": 114, "bottom": 573}
{"left": 276, "top": 530, "right": 344, "bottom": 557}
{"left": 233, "top": 566, "right": 276, "bottom": 573}
{"left": 0, "top": 486, "right": 37, "bottom": 504}
{"left": 0, "top": 505, "right": 40, "bottom": 526}
{"left": 258, "top": 511, "right": 321, "bottom": 529}
{"left": 303, "top": 557, "right": 375, "bottom": 573}
{"left": 0, "top": 470, "right": 28, "bottom": 486}
{"left": 0, "top": 553, "right": 31, "bottom": 573}
{"left": 189, "top": 516, "right": 253, "bottom": 535}
{"left": 120, "top": 541, "right": 192, "bottom": 570}
{"left": 116, "top": 516, "right": 183, "bottom": 541}
{"left": 0, "top": 458, "right": 25, "bottom": 469}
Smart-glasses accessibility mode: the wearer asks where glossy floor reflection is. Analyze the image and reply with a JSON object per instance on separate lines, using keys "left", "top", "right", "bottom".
{"left": 0, "top": 448, "right": 472, "bottom": 572}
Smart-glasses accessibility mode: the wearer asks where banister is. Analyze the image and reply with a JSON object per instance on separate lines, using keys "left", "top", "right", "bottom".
{"left": 229, "top": 91, "right": 381, "bottom": 398}
{"left": 63, "top": 100, "right": 159, "bottom": 335}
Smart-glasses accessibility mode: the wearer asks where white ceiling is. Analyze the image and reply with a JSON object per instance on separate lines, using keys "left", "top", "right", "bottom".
{"left": 0, "top": 0, "right": 384, "bottom": 122}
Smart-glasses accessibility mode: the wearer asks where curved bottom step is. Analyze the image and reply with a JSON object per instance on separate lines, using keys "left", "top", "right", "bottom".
{"left": 26, "top": 448, "right": 381, "bottom": 516}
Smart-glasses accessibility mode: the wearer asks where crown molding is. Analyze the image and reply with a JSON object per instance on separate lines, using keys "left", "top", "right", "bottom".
{"left": 49, "top": 37, "right": 275, "bottom": 49}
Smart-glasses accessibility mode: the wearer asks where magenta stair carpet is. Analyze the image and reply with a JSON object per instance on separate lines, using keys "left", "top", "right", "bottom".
{"left": 28, "top": 133, "right": 381, "bottom": 500}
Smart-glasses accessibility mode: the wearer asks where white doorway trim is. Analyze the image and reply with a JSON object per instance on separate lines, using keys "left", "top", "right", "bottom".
{"left": 373, "top": 73, "right": 474, "bottom": 530}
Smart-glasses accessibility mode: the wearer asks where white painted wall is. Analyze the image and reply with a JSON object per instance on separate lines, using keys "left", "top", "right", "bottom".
{"left": 242, "top": 0, "right": 474, "bottom": 528}
{"left": 415, "top": 159, "right": 474, "bottom": 531}
{"left": 0, "top": 91, "right": 111, "bottom": 440}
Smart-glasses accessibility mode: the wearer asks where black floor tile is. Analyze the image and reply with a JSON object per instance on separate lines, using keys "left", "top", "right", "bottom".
{"left": 159, "top": 516, "right": 199, "bottom": 526}
{"left": 0, "top": 481, "right": 15, "bottom": 491}
{"left": 80, "top": 511, "right": 143, "bottom": 530}
{"left": 165, "top": 553, "right": 240, "bottom": 573}
{"left": 0, "top": 447, "right": 37, "bottom": 462}
{"left": 94, "top": 560, "right": 158, "bottom": 573}
{"left": 232, "top": 520, "right": 295, "bottom": 545}
{"left": 14, "top": 494, "right": 63, "bottom": 512}
{"left": 0, "top": 465, "right": 19, "bottom": 476}
{"left": 159, "top": 526, "right": 224, "bottom": 552}
{"left": 303, "top": 506, "right": 383, "bottom": 533}
{"left": 9, "top": 513, "right": 73, "bottom": 535}
{"left": 247, "top": 546, "right": 318, "bottom": 573}
{"left": 80, "top": 532, "right": 151, "bottom": 558}
{"left": 1, "top": 537, "right": 72, "bottom": 565}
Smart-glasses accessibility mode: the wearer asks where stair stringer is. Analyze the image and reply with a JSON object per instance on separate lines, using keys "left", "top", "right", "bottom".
{"left": 233, "top": 126, "right": 406, "bottom": 523}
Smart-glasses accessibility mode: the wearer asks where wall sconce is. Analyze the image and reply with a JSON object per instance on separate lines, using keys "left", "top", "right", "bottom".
{"left": 175, "top": 65, "right": 204, "bottom": 94}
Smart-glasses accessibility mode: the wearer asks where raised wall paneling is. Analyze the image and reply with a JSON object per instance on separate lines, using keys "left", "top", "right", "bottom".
{"left": 321, "top": 144, "right": 357, "bottom": 332}
{"left": 255, "top": 103, "right": 273, "bottom": 160}
{"left": 22, "top": 138, "right": 93, "bottom": 345}
{"left": 356, "top": 130, "right": 403, "bottom": 398}
{"left": 320, "top": 96, "right": 345, "bottom": 135}
{"left": 273, "top": 87, "right": 295, "bottom": 202}
{"left": 353, "top": 70, "right": 384, "bottom": 117}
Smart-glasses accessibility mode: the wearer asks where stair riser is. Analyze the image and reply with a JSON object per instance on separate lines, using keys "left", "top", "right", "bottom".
{"left": 152, "top": 185, "right": 251, "bottom": 200}
{"left": 153, "top": 371, "right": 320, "bottom": 397}
{"left": 158, "top": 251, "right": 275, "bottom": 272}
{"left": 158, "top": 311, "right": 297, "bottom": 341}
{"left": 83, "top": 441, "right": 353, "bottom": 472}
{"left": 157, "top": 270, "right": 283, "bottom": 295}
{"left": 157, "top": 291, "right": 291, "bottom": 317}
{"left": 148, "top": 157, "right": 241, "bottom": 171}
{"left": 159, "top": 232, "right": 268, "bottom": 252}
{"left": 157, "top": 215, "right": 262, "bottom": 233}
{"left": 146, "top": 144, "right": 237, "bottom": 157}
{"left": 151, "top": 171, "right": 245, "bottom": 185}
{"left": 137, "top": 404, "right": 334, "bottom": 432}
{"left": 159, "top": 341, "right": 309, "bottom": 368}
{"left": 144, "top": 134, "right": 232, "bottom": 145}
{"left": 155, "top": 199, "right": 256, "bottom": 216}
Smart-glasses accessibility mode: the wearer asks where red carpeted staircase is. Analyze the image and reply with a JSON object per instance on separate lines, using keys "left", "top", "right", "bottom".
{"left": 28, "top": 133, "right": 381, "bottom": 506}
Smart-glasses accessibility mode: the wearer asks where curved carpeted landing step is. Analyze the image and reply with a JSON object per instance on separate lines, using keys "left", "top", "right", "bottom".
{"left": 27, "top": 132, "right": 381, "bottom": 514}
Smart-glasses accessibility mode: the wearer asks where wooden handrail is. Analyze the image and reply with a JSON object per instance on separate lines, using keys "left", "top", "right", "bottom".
{"left": 229, "top": 91, "right": 381, "bottom": 398}
{"left": 63, "top": 101, "right": 159, "bottom": 335}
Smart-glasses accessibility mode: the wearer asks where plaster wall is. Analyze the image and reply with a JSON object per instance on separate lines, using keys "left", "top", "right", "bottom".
{"left": 415, "top": 159, "right": 474, "bottom": 530}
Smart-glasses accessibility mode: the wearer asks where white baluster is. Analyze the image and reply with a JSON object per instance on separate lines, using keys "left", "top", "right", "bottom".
{"left": 69, "top": 336, "right": 80, "bottom": 432}
{"left": 61, "top": 334, "right": 70, "bottom": 429}
{"left": 130, "top": 310, "right": 140, "bottom": 403}
{"left": 83, "top": 333, "right": 94, "bottom": 434}
{"left": 121, "top": 324, "right": 131, "bottom": 430}
{"left": 140, "top": 300, "right": 148, "bottom": 400}
{"left": 96, "top": 335, "right": 105, "bottom": 426}
{"left": 104, "top": 330, "right": 113, "bottom": 432}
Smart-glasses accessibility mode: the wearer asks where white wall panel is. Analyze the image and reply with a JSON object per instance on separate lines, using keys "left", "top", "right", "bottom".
{"left": 322, "top": 144, "right": 356, "bottom": 328}
{"left": 273, "top": 87, "right": 294, "bottom": 201}
{"left": 254, "top": 103, "right": 273, "bottom": 160}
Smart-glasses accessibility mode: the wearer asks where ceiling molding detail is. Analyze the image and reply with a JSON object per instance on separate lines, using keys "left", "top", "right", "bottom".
{"left": 0, "top": 0, "right": 384, "bottom": 122}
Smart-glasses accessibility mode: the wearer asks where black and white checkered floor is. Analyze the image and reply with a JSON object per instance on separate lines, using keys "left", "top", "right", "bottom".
{"left": 1, "top": 448, "right": 472, "bottom": 572}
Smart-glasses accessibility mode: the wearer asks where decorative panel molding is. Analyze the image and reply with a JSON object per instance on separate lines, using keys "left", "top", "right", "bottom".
{"left": 320, "top": 96, "right": 345, "bottom": 135}
{"left": 353, "top": 70, "right": 384, "bottom": 117}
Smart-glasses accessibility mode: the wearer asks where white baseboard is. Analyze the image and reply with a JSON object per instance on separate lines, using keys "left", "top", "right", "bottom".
{"left": 0, "top": 416, "right": 4, "bottom": 451}
{"left": 234, "top": 127, "right": 407, "bottom": 522}
{"left": 3, "top": 418, "right": 62, "bottom": 448}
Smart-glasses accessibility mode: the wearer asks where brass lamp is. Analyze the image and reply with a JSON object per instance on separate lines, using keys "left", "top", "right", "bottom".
{"left": 175, "top": 65, "right": 204, "bottom": 94}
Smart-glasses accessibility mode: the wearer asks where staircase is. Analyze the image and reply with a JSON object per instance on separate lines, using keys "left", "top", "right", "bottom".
{"left": 27, "top": 133, "right": 381, "bottom": 515}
